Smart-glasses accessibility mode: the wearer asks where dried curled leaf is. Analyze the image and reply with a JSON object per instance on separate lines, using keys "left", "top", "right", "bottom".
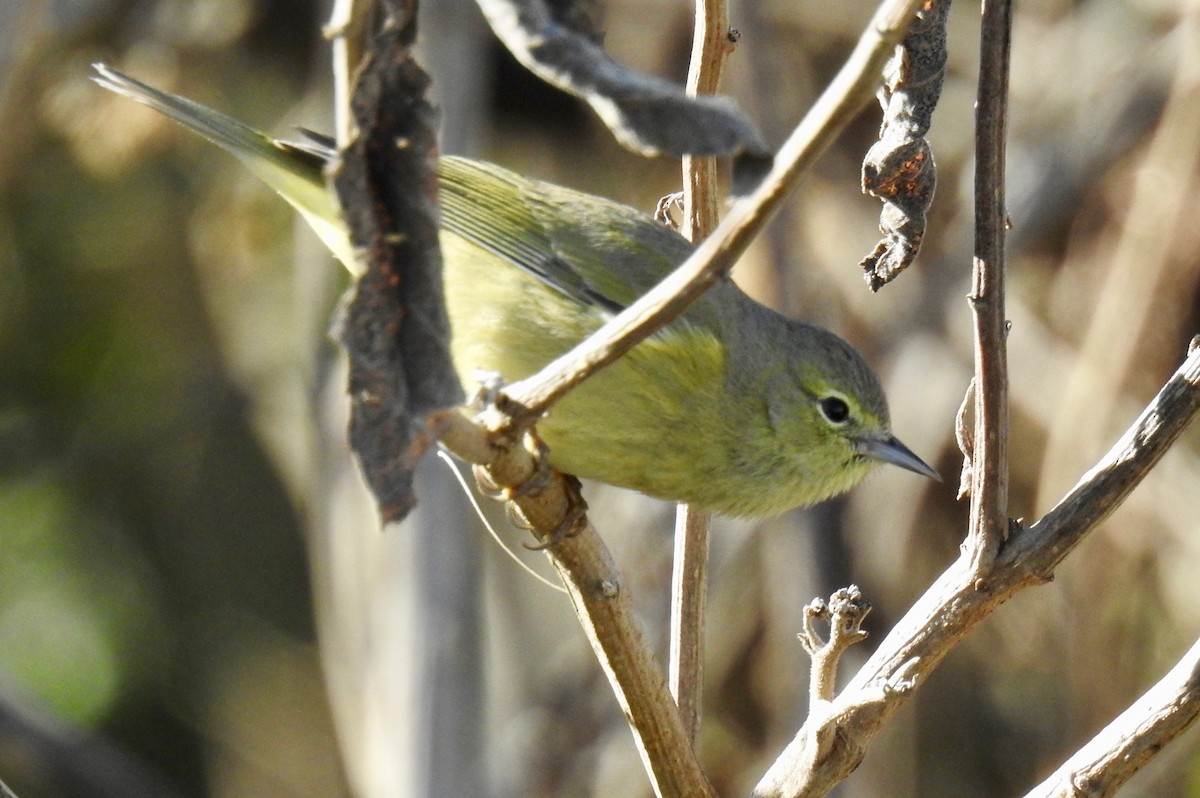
{"left": 333, "top": 10, "right": 463, "bottom": 524}
{"left": 860, "top": 0, "right": 950, "bottom": 291}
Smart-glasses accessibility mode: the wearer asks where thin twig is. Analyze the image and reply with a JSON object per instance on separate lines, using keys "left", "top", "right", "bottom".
{"left": 965, "top": 0, "right": 1013, "bottom": 576}
{"left": 669, "top": 504, "right": 711, "bottom": 742}
{"left": 680, "top": 0, "right": 730, "bottom": 240}
{"left": 668, "top": 0, "right": 731, "bottom": 744}
{"left": 325, "top": 0, "right": 372, "bottom": 144}
{"left": 502, "top": 0, "right": 931, "bottom": 419}
{"left": 1022, "top": 635, "right": 1200, "bottom": 798}
{"left": 754, "top": 589, "right": 878, "bottom": 797}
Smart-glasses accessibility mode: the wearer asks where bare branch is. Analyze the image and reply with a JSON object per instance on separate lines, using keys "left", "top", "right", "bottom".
{"left": 669, "top": 503, "right": 710, "bottom": 743}
{"left": 435, "top": 410, "right": 717, "bottom": 797}
{"left": 668, "top": 0, "right": 733, "bottom": 744}
{"left": 964, "top": 0, "right": 1014, "bottom": 576}
{"left": 680, "top": 0, "right": 733, "bottom": 240}
{"left": 1023, "top": 635, "right": 1200, "bottom": 798}
{"left": 324, "top": 0, "right": 373, "bottom": 143}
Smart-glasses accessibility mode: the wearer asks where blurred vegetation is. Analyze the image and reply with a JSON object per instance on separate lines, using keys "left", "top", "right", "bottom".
{"left": 1, "top": 0, "right": 1200, "bottom": 796}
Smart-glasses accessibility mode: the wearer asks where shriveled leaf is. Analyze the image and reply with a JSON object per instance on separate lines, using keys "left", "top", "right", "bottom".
{"left": 477, "top": 0, "right": 772, "bottom": 191}
{"left": 860, "top": 0, "right": 950, "bottom": 290}
{"left": 332, "top": 10, "right": 463, "bottom": 524}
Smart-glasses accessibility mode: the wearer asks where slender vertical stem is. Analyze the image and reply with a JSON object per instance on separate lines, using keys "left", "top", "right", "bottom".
{"left": 681, "top": 0, "right": 728, "bottom": 240}
{"left": 669, "top": 505, "right": 710, "bottom": 741}
{"left": 669, "top": 0, "right": 732, "bottom": 744}
{"left": 326, "top": 0, "right": 370, "bottom": 145}
{"left": 966, "top": 0, "right": 1012, "bottom": 575}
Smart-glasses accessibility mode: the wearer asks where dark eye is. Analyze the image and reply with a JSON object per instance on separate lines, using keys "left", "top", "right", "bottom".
{"left": 819, "top": 396, "right": 851, "bottom": 425}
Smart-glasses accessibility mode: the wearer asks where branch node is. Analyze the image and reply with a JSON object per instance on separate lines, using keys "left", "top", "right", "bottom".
{"left": 462, "top": 375, "right": 593, "bottom": 550}
{"left": 884, "top": 657, "right": 921, "bottom": 696}
{"left": 596, "top": 578, "right": 621, "bottom": 599}
{"left": 521, "top": 479, "right": 589, "bottom": 550}
{"left": 1071, "top": 772, "right": 1102, "bottom": 797}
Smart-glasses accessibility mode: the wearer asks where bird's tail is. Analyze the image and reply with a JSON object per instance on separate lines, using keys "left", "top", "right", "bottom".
{"left": 91, "top": 63, "right": 356, "bottom": 269}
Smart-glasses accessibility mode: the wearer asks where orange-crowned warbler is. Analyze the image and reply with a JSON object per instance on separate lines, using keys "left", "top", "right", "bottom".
{"left": 91, "top": 64, "right": 938, "bottom": 517}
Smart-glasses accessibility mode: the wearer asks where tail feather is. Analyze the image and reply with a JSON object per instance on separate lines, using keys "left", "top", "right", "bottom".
{"left": 91, "top": 64, "right": 355, "bottom": 269}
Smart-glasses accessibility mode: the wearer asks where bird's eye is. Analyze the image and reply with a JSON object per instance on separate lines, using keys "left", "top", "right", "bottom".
{"left": 818, "top": 396, "right": 851, "bottom": 425}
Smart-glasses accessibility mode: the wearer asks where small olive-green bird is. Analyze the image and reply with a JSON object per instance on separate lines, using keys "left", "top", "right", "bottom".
{"left": 92, "top": 64, "right": 938, "bottom": 518}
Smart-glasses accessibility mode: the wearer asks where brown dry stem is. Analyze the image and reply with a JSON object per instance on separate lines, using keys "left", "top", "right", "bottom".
{"left": 965, "top": 0, "right": 1014, "bottom": 577}
{"left": 437, "top": 410, "right": 717, "bottom": 797}
{"left": 668, "top": 0, "right": 732, "bottom": 744}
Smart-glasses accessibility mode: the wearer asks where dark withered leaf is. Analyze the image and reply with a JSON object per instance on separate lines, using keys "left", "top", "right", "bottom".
{"left": 860, "top": 0, "right": 950, "bottom": 291}
{"left": 332, "top": 11, "right": 464, "bottom": 524}
{"left": 476, "top": 0, "right": 772, "bottom": 191}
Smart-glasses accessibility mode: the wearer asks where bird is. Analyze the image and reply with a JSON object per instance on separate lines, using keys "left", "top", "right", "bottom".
{"left": 91, "top": 63, "right": 938, "bottom": 518}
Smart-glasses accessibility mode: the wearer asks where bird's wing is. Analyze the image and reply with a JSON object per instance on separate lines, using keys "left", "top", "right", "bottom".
{"left": 437, "top": 157, "right": 698, "bottom": 317}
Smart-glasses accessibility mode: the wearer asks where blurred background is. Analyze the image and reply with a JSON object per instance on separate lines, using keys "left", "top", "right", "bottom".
{"left": 2, "top": 0, "right": 1200, "bottom": 795}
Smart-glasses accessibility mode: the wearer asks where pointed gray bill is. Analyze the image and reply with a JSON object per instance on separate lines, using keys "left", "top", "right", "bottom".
{"left": 859, "top": 435, "right": 941, "bottom": 481}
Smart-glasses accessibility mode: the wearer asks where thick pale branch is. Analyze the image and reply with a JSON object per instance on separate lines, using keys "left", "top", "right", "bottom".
{"left": 1000, "top": 337, "right": 1200, "bottom": 573}
{"left": 753, "top": 341, "right": 1200, "bottom": 797}
{"left": 1023, "top": 635, "right": 1200, "bottom": 798}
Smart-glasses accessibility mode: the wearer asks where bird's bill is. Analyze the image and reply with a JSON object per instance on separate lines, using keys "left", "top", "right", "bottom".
{"left": 859, "top": 435, "right": 941, "bottom": 481}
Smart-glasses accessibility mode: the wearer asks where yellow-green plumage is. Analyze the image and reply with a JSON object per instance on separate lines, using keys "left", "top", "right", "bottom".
{"left": 92, "top": 64, "right": 938, "bottom": 518}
